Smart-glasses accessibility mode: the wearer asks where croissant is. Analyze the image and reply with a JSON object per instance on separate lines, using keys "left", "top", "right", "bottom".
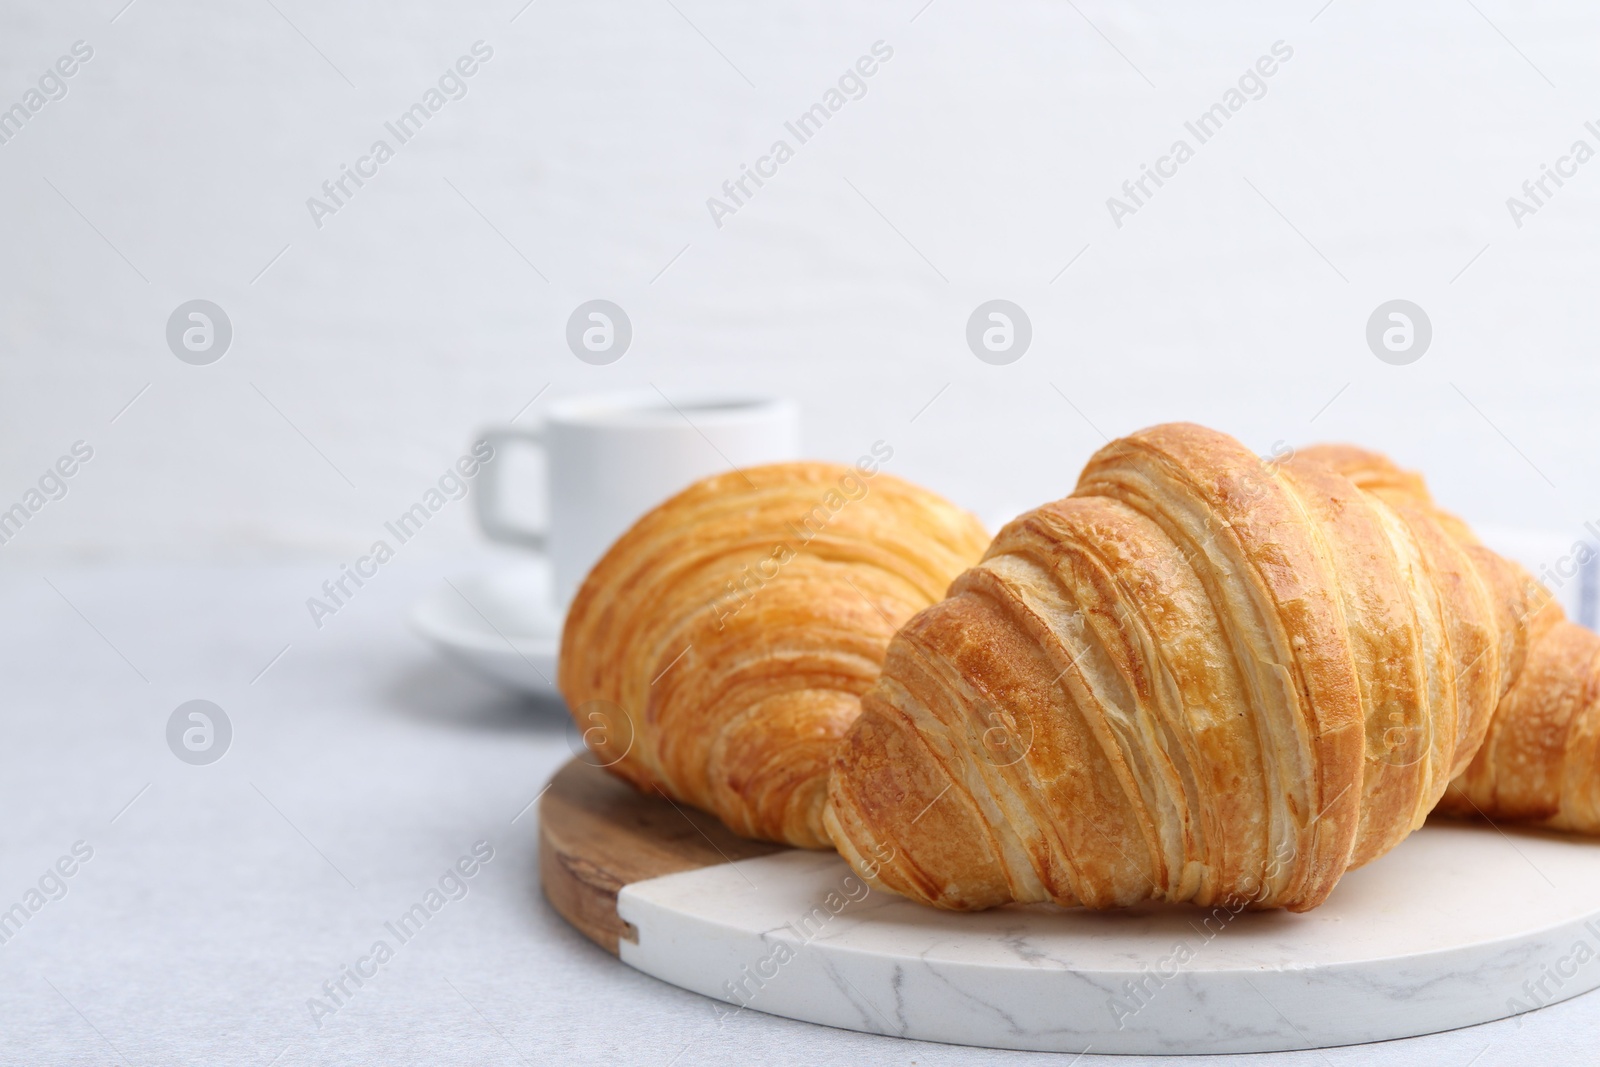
{"left": 825, "top": 422, "right": 1553, "bottom": 912}
{"left": 558, "top": 458, "right": 990, "bottom": 849}
{"left": 1296, "top": 444, "right": 1600, "bottom": 833}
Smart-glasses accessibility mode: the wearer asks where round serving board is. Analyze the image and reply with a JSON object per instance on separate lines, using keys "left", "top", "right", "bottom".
{"left": 539, "top": 758, "right": 1600, "bottom": 1055}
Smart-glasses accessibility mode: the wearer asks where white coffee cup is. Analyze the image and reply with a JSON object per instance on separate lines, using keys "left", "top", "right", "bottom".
{"left": 474, "top": 391, "right": 801, "bottom": 609}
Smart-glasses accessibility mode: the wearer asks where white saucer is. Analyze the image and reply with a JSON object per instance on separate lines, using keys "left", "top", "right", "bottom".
{"left": 409, "top": 561, "right": 564, "bottom": 699}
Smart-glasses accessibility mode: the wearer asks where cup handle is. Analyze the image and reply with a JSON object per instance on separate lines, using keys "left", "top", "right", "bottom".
{"left": 473, "top": 425, "right": 546, "bottom": 550}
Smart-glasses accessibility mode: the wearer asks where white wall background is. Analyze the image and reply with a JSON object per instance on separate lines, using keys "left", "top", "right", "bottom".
{"left": 2, "top": 0, "right": 1597, "bottom": 564}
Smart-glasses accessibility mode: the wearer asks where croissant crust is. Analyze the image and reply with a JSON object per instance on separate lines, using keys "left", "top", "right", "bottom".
{"left": 559, "top": 460, "right": 989, "bottom": 848}
{"left": 826, "top": 423, "right": 1534, "bottom": 911}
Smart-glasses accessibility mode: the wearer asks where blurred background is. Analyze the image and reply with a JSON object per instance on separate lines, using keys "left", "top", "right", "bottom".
{"left": 3, "top": 0, "right": 1597, "bottom": 562}
{"left": 5, "top": 2, "right": 1600, "bottom": 1064}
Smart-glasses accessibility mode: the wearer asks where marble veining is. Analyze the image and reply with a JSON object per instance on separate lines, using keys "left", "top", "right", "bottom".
{"left": 616, "top": 822, "right": 1600, "bottom": 1054}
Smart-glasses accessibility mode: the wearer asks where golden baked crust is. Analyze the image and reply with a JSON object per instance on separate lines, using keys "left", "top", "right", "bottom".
{"left": 558, "top": 461, "right": 990, "bottom": 848}
{"left": 1297, "top": 444, "right": 1600, "bottom": 833}
{"left": 825, "top": 424, "right": 1528, "bottom": 911}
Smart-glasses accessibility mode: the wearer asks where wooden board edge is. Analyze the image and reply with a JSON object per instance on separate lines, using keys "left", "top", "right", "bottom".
{"left": 538, "top": 823, "right": 634, "bottom": 956}
{"left": 537, "top": 758, "right": 789, "bottom": 956}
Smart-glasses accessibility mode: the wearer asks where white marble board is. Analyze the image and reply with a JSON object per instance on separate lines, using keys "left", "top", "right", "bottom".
{"left": 616, "top": 822, "right": 1600, "bottom": 1055}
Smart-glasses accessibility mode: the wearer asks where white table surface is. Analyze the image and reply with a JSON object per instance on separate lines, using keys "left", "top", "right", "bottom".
{"left": 3, "top": 560, "right": 1593, "bottom": 1066}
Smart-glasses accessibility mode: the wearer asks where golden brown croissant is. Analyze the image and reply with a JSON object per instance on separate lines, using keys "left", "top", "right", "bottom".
{"left": 558, "top": 459, "right": 990, "bottom": 849}
{"left": 1296, "top": 444, "right": 1600, "bottom": 833}
{"left": 825, "top": 422, "right": 1551, "bottom": 912}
